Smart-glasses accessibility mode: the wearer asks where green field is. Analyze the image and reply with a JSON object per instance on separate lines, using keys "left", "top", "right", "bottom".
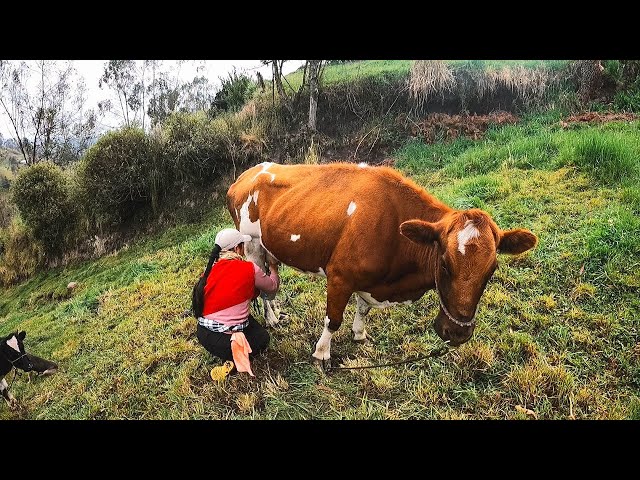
{"left": 2, "top": 112, "right": 639, "bottom": 419}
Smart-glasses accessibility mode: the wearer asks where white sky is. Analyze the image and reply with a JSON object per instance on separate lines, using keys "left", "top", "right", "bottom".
{"left": 0, "top": 60, "right": 305, "bottom": 139}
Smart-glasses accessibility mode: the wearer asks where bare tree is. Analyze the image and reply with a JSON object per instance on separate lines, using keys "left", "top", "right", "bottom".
{"left": 0, "top": 60, "right": 97, "bottom": 165}
{"left": 0, "top": 61, "right": 31, "bottom": 163}
{"left": 99, "top": 60, "right": 143, "bottom": 128}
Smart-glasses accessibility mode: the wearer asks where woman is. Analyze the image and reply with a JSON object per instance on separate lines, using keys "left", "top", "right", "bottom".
{"left": 196, "top": 228, "right": 280, "bottom": 378}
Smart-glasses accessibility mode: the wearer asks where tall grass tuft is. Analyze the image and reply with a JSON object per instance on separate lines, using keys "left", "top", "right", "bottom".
{"left": 408, "top": 60, "right": 456, "bottom": 108}
{"left": 561, "top": 130, "right": 640, "bottom": 185}
{"left": 583, "top": 206, "right": 640, "bottom": 274}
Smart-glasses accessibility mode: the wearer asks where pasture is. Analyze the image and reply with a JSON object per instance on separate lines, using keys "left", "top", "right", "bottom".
{"left": 1, "top": 112, "right": 639, "bottom": 419}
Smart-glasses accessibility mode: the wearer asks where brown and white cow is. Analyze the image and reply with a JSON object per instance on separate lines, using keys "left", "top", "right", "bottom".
{"left": 227, "top": 161, "right": 537, "bottom": 369}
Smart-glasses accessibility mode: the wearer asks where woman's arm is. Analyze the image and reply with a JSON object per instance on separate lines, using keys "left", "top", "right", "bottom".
{"left": 253, "top": 262, "right": 279, "bottom": 295}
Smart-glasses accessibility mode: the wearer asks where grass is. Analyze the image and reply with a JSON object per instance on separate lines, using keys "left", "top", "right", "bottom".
{"left": 1, "top": 112, "right": 640, "bottom": 419}
{"left": 282, "top": 60, "right": 570, "bottom": 91}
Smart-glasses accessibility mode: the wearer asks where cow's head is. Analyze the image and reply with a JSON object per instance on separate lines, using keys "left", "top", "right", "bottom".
{"left": 1, "top": 331, "right": 34, "bottom": 372}
{"left": 400, "top": 209, "right": 537, "bottom": 346}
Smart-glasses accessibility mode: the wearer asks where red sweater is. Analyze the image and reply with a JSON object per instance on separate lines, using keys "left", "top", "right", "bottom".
{"left": 202, "top": 259, "right": 259, "bottom": 316}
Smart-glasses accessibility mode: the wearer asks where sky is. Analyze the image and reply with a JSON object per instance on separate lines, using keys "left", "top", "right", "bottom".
{"left": 0, "top": 60, "right": 305, "bottom": 139}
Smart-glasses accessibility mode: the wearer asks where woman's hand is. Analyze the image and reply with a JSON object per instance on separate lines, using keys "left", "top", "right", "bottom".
{"left": 269, "top": 260, "right": 280, "bottom": 273}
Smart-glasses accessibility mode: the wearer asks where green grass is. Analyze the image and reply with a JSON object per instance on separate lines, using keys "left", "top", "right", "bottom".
{"left": 2, "top": 112, "right": 640, "bottom": 419}
{"left": 282, "top": 60, "right": 570, "bottom": 91}
{"left": 448, "top": 60, "right": 570, "bottom": 71}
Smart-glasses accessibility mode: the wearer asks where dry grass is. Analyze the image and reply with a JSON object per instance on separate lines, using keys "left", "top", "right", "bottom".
{"left": 408, "top": 60, "right": 456, "bottom": 108}
{"left": 303, "top": 139, "right": 321, "bottom": 165}
{"left": 407, "top": 61, "right": 560, "bottom": 112}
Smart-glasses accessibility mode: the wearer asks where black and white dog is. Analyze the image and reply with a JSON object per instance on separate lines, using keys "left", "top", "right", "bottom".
{"left": 1, "top": 331, "right": 58, "bottom": 409}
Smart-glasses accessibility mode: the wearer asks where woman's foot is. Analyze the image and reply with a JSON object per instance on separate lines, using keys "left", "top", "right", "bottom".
{"left": 210, "top": 360, "right": 236, "bottom": 381}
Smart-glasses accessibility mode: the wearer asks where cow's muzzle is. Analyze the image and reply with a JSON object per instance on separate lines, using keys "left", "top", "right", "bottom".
{"left": 433, "top": 309, "right": 474, "bottom": 346}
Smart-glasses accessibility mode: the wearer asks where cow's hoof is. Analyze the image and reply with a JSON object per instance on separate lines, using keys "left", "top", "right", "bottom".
{"left": 311, "top": 355, "right": 331, "bottom": 372}
{"left": 354, "top": 332, "right": 374, "bottom": 344}
{"left": 8, "top": 398, "right": 18, "bottom": 410}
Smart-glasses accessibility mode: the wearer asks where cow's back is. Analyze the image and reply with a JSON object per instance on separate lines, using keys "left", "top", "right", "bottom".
{"left": 227, "top": 162, "right": 445, "bottom": 279}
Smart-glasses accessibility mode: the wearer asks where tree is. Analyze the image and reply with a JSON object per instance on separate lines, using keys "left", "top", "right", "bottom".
{"left": 146, "top": 73, "right": 181, "bottom": 127}
{"left": 99, "top": 60, "right": 143, "bottom": 129}
{"left": 307, "top": 60, "right": 323, "bottom": 132}
{"left": 0, "top": 60, "right": 97, "bottom": 165}
{"left": 180, "top": 75, "right": 216, "bottom": 114}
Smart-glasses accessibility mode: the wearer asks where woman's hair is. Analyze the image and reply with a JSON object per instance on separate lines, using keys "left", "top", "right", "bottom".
{"left": 204, "top": 244, "right": 222, "bottom": 274}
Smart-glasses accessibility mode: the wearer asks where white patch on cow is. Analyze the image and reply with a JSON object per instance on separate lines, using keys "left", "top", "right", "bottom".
{"left": 457, "top": 220, "right": 481, "bottom": 255}
{"left": 239, "top": 194, "right": 262, "bottom": 238}
{"left": 6, "top": 335, "right": 20, "bottom": 353}
{"left": 252, "top": 162, "right": 276, "bottom": 182}
{"left": 347, "top": 201, "right": 357, "bottom": 216}
{"left": 312, "top": 316, "right": 333, "bottom": 361}
{"left": 290, "top": 234, "right": 300, "bottom": 242}
{"left": 0, "top": 378, "right": 8, "bottom": 391}
{"left": 252, "top": 190, "right": 259, "bottom": 204}
{"left": 358, "top": 162, "right": 368, "bottom": 168}
{"left": 357, "top": 291, "right": 413, "bottom": 309}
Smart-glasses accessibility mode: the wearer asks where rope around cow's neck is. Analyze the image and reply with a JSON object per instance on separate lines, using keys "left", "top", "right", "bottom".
{"left": 433, "top": 252, "right": 477, "bottom": 328}
{"left": 1, "top": 351, "right": 27, "bottom": 394}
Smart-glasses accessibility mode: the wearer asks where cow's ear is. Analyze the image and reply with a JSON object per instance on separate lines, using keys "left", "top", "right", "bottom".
{"left": 17, "top": 331, "right": 26, "bottom": 341}
{"left": 400, "top": 220, "right": 443, "bottom": 245}
{"left": 498, "top": 229, "right": 538, "bottom": 254}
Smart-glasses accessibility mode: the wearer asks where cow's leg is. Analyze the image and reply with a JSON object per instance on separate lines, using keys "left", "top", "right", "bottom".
{"left": 353, "top": 294, "right": 371, "bottom": 343}
{"left": 244, "top": 238, "right": 280, "bottom": 327}
{"left": 1, "top": 377, "right": 17, "bottom": 409}
{"left": 312, "top": 277, "right": 351, "bottom": 371}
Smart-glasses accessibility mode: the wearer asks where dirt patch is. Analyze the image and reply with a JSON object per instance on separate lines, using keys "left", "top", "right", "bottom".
{"left": 410, "top": 111, "right": 519, "bottom": 144}
{"left": 560, "top": 111, "right": 639, "bottom": 128}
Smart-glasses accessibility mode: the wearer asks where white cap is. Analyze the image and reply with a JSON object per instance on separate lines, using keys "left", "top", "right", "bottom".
{"left": 215, "top": 228, "right": 252, "bottom": 251}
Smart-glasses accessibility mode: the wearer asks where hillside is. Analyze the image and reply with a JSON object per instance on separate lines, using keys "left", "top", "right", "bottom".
{"left": 1, "top": 105, "right": 639, "bottom": 419}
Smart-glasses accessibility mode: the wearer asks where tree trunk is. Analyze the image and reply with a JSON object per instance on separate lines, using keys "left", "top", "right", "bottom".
{"left": 308, "top": 60, "right": 322, "bottom": 132}
{"left": 272, "top": 60, "right": 286, "bottom": 100}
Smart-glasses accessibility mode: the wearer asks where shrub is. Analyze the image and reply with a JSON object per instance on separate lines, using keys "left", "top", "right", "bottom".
{"left": 10, "top": 161, "right": 78, "bottom": 256}
{"left": 0, "top": 194, "right": 14, "bottom": 228}
{"left": 213, "top": 69, "right": 257, "bottom": 114}
{"left": 76, "top": 128, "right": 163, "bottom": 229}
{"left": 162, "top": 112, "right": 228, "bottom": 187}
{"left": 0, "top": 219, "right": 44, "bottom": 286}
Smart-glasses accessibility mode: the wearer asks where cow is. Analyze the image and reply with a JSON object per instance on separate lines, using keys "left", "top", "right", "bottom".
{"left": 226, "top": 161, "right": 538, "bottom": 370}
{"left": 1, "top": 331, "right": 58, "bottom": 409}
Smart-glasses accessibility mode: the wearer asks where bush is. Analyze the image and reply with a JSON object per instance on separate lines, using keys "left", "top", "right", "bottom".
{"left": 10, "top": 161, "right": 78, "bottom": 256}
{"left": 614, "top": 88, "right": 640, "bottom": 112}
{"left": 0, "top": 194, "right": 14, "bottom": 228}
{"left": 0, "top": 219, "right": 44, "bottom": 286}
{"left": 76, "top": 128, "right": 163, "bottom": 229}
{"left": 162, "top": 112, "right": 229, "bottom": 187}
{"left": 213, "top": 69, "right": 257, "bottom": 114}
